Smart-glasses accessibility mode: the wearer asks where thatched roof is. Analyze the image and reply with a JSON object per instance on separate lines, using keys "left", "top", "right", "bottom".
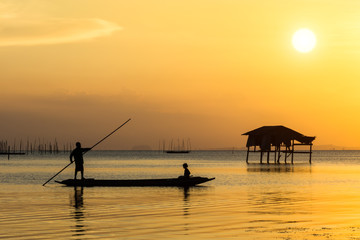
{"left": 242, "top": 125, "right": 315, "bottom": 149}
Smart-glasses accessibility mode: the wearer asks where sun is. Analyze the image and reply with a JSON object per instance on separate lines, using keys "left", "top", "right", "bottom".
{"left": 292, "top": 28, "right": 316, "bottom": 53}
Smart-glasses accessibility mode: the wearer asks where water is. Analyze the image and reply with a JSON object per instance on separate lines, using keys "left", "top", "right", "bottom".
{"left": 2, "top": 150, "right": 360, "bottom": 239}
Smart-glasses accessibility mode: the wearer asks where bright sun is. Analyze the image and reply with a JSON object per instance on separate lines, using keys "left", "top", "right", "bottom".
{"left": 292, "top": 28, "right": 316, "bottom": 53}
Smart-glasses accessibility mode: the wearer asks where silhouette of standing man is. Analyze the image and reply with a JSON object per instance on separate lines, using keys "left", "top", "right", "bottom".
{"left": 70, "top": 142, "right": 91, "bottom": 180}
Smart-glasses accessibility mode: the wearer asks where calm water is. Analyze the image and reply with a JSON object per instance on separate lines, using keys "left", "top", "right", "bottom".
{"left": 2, "top": 150, "right": 360, "bottom": 239}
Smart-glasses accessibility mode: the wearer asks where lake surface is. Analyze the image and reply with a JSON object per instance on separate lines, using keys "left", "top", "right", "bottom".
{"left": 2, "top": 150, "right": 360, "bottom": 239}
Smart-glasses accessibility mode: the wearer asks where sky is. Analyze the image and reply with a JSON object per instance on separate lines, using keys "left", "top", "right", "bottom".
{"left": 1, "top": 0, "right": 360, "bottom": 150}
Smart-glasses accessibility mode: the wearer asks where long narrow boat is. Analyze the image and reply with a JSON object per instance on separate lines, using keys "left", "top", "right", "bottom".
{"left": 55, "top": 177, "right": 215, "bottom": 187}
{"left": 166, "top": 150, "right": 190, "bottom": 154}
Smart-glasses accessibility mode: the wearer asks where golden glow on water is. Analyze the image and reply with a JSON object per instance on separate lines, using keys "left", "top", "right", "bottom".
{"left": 2, "top": 152, "right": 360, "bottom": 239}
{"left": 3, "top": 183, "right": 360, "bottom": 239}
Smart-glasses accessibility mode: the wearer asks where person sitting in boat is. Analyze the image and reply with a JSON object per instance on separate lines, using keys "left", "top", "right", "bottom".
{"left": 183, "top": 163, "right": 191, "bottom": 178}
{"left": 70, "top": 142, "right": 91, "bottom": 180}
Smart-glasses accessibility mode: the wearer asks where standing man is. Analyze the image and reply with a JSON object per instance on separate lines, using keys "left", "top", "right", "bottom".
{"left": 70, "top": 142, "right": 91, "bottom": 180}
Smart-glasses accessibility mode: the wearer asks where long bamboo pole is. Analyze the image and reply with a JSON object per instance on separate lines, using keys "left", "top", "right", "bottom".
{"left": 42, "top": 118, "right": 131, "bottom": 186}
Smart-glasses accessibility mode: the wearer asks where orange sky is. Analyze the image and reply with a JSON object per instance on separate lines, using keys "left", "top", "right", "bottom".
{"left": 1, "top": 0, "right": 360, "bottom": 150}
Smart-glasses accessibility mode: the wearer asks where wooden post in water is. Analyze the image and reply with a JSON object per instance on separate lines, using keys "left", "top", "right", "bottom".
{"left": 246, "top": 147, "right": 249, "bottom": 164}
{"left": 274, "top": 147, "right": 277, "bottom": 164}
{"left": 277, "top": 148, "right": 281, "bottom": 164}
{"left": 291, "top": 140, "right": 294, "bottom": 164}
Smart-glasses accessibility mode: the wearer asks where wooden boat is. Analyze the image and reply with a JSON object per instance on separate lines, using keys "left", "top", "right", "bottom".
{"left": 165, "top": 150, "right": 190, "bottom": 154}
{"left": 164, "top": 139, "right": 191, "bottom": 154}
{"left": 55, "top": 176, "right": 215, "bottom": 187}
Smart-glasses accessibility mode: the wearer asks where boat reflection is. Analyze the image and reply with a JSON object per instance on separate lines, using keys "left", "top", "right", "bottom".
{"left": 181, "top": 186, "right": 212, "bottom": 215}
{"left": 180, "top": 186, "right": 213, "bottom": 235}
{"left": 73, "top": 186, "right": 84, "bottom": 208}
{"left": 70, "top": 186, "right": 87, "bottom": 238}
{"left": 181, "top": 187, "right": 191, "bottom": 234}
{"left": 182, "top": 187, "right": 190, "bottom": 216}
{"left": 183, "top": 187, "right": 190, "bottom": 200}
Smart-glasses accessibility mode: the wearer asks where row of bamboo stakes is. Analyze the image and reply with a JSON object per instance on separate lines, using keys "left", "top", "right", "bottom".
{"left": 0, "top": 139, "right": 75, "bottom": 154}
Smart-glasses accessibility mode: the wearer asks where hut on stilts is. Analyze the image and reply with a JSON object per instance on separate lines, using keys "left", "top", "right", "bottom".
{"left": 242, "top": 126, "right": 315, "bottom": 164}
